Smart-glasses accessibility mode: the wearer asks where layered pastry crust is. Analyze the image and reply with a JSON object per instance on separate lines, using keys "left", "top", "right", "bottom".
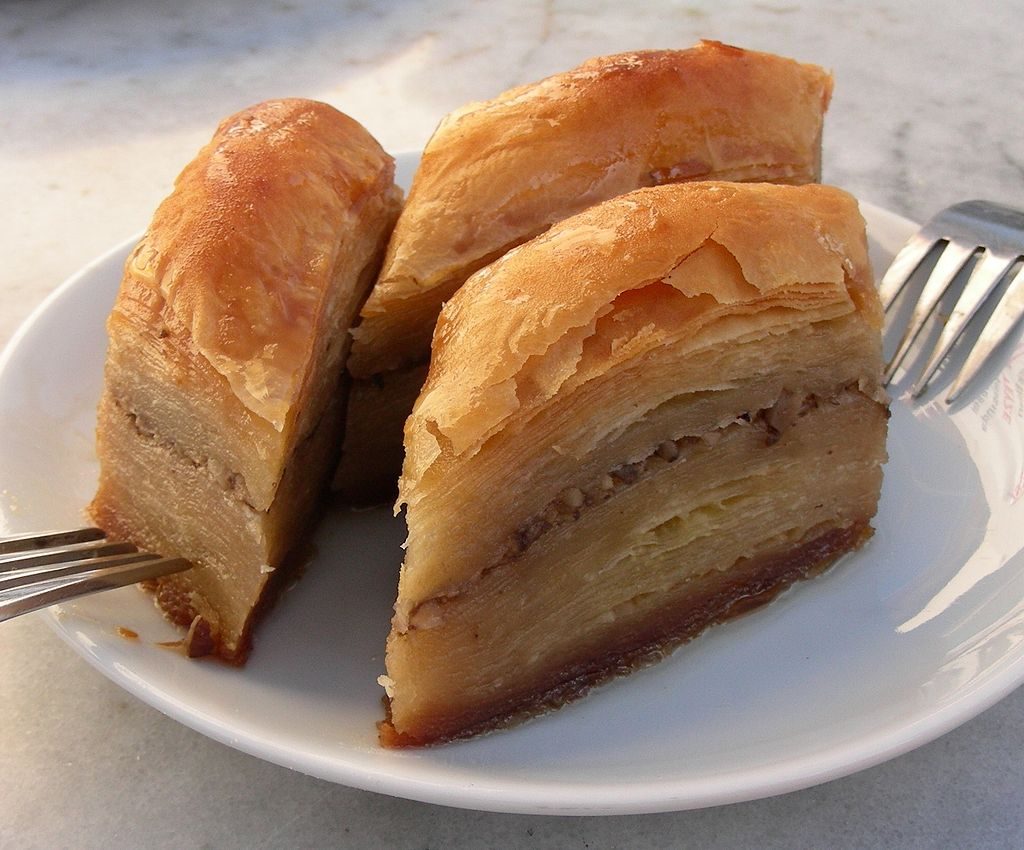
{"left": 380, "top": 181, "right": 888, "bottom": 746}
{"left": 338, "top": 40, "right": 835, "bottom": 501}
{"left": 89, "top": 98, "right": 402, "bottom": 662}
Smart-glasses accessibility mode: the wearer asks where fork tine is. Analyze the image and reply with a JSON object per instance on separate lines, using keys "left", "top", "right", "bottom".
{"left": 0, "top": 550, "right": 156, "bottom": 591}
{"left": 0, "top": 539, "right": 137, "bottom": 572}
{"left": 883, "top": 241, "right": 977, "bottom": 384}
{"left": 910, "top": 250, "right": 1019, "bottom": 397}
{"left": 0, "top": 554, "right": 190, "bottom": 623}
{"left": 0, "top": 527, "right": 104, "bottom": 555}
{"left": 946, "top": 262, "right": 1024, "bottom": 403}
{"left": 878, "top": 233, "right": 940, "bottom": 310}
{"left": 0, "top": 528, "right": 192, "bottom": 623}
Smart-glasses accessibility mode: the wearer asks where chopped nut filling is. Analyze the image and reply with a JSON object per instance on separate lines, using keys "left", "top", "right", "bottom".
{"left": 113, "top": 397, "right": 258, "bottom": 509}
{"left": 499, "top": 386, "right": 858, "bottom": 565}
{"left": 402, "top": 384, "right": 871, "bottom": 633}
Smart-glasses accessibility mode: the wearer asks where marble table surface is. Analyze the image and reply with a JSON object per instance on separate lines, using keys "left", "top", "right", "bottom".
{"left": 3, "top": 1, "right": 1024, "bottom": 847}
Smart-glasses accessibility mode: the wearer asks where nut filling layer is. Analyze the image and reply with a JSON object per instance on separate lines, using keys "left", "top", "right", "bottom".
{"left": 508, "top": 386, "right": 861, "bottom": 552}
{"left": 404, "top": 384, "right": 870, "bottom": 633}
{"left": 114, "top": 396, "right": 258, "bottom": 510}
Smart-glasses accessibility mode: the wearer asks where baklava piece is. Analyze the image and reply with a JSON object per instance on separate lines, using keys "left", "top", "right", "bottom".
{"left": 380, "top": 181, "right": 888, "bottom": 745}
{"left": 89, "top": 99, "right": 402, "bottom": 662}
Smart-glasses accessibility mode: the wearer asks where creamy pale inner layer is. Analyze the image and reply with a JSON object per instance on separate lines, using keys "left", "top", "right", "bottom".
{"left": 92, "top": 393, "right": 271, "bottom": 651}
{"left": 383, "top": 387, "right": 886, "bottom": 742}
{"left": 91, "top": 388, "right": 337, "bottom": 657}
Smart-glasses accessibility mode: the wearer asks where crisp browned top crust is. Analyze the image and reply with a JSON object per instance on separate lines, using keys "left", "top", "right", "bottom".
{"left": 349, "top": 41, "right": 834, "bottom": 378}
{"left": 398, "top": 182, "right": 878, "bottom": 578}
{"left": 116, "top": 98, "right": 400, "bottom": 431}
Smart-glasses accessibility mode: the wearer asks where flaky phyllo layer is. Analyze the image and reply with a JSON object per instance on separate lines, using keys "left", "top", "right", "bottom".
{"left": 349, "top": 41, "right": 834, "bottom": 379}
{"left": 89, "top": 99, "right": 402, "bottom": 662}
{"left": 381, "top": 182, "right": 888, "bottom": 746}
{"left": 338, "top": 41, "right": 834, "bottom": 504}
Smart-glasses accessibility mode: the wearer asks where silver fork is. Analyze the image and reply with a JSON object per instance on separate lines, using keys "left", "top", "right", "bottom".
{"left": 0, "top": 528, "right": 189, "bottom": 622}
{"left": 880, "top": 200, "right": 1024, "bottom": 402}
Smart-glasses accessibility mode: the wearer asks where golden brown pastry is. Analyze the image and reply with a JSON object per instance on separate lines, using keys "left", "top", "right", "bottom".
{"left": 337, "top": 40, "right": 834, "bottom": 502}
{"left": 379, "top": 181, "right": 888, "bottom": 746}
{"left": 89, "top": 99, "right": 402, "bottom": 663}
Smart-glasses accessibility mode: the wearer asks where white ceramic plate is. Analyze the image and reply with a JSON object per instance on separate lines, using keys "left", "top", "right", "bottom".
{"left": 4, "top": 162, "right": 1024, "bottom": 815}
